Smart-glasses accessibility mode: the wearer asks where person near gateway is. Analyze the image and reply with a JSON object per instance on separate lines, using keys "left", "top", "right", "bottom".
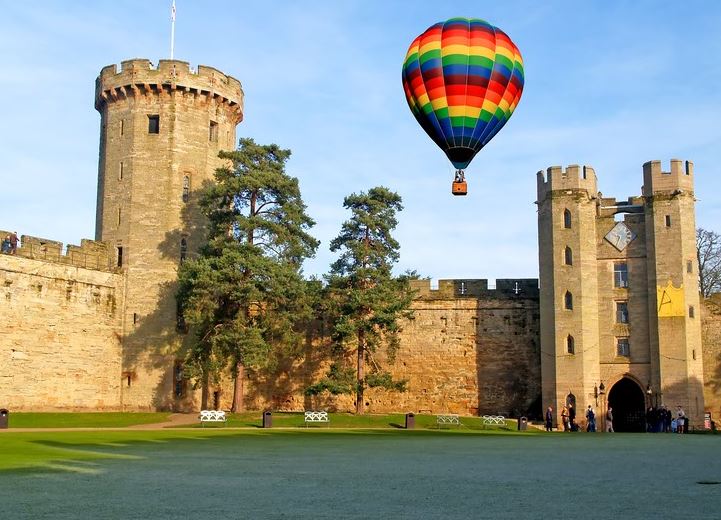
{"left": 605, "top": 406, "right": 614, "bottom": 432}
{"left": 676, "top": 406, "right": 686, "bottom": 434}
{"left": 568, "top": 404, "right": 577, "bottom": 431}
{"left": 586, "top": 405, "right": 596, "bottom": 432}
{"left": 545, "top": 406, "right": 554, "bottom": 432}
{"left": 561, "top": 405, "right": 570, "bottom": 431}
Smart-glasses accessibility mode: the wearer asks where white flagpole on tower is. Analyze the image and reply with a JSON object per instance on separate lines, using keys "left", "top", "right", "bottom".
{"left": 170, "top": 0, "right": 176, "bottom": 59}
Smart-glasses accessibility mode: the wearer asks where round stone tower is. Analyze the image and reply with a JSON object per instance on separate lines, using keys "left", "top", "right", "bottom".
{"left": 95, "top": 59, "right": 243, "bottom": 410}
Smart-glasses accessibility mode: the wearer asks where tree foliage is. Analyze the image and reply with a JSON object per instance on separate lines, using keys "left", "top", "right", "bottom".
{"left": 177, "top": 138, "right": 318, "bottom": 409}
{"left": 312, "top": 186, "right": 415, "bottom": 413}
{"left": 697, "top": 227, "right": 721, "bottom": 298}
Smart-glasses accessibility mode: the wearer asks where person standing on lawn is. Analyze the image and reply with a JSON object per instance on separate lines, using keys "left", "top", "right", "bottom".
{"left": 545, "top": 406, "right": 554, "bottom": 432}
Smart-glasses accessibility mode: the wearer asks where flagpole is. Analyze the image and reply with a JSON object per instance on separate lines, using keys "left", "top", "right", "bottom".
{"left": 170, "top": 0, "right": 176, "bottom": 59}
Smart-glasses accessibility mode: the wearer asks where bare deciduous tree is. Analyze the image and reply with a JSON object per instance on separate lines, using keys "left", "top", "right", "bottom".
{"left": 697, "top": 228, "right": 721, "bottom": 298}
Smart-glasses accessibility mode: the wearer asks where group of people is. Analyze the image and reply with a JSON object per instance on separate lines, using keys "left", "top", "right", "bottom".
{"left": 646, "top": 405, "right": 687, "bottom": 433}
{"left": 544, "top": 403, "right": 689, "bottom": 433}
{"left": 545, "top": 403, "right": 615, "bottom": 432}
{"left": 1, "top": 232, "right": 18, "bottom": 254}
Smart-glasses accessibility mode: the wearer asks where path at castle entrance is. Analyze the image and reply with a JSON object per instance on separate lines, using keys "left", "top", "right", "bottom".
{"left": 2, "top": 430, "right": 720, "bottom": 518}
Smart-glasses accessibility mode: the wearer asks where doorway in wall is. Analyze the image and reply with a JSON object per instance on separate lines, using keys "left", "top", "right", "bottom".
{"left": 608, "top": 377, "right": 646, "bottom": 432}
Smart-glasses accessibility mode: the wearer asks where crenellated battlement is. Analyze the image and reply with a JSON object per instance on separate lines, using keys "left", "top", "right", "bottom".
{"left": 642, "top": 159, "right": 694, "bottom": 197}
{"left": 536, "top": 164, "right": 598, "bottom": 200}
{"left": 0, "top": 230, "right": 115, "bottom": 271}
{"left": 95, "top": 58, "right": 244, "bottom": 121}
{"left": 411, "top": 278, "right": 539, "bottom": 300}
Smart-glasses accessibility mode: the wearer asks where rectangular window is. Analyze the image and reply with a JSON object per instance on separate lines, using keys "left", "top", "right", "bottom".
{"left": 117, "top": 207, "right": 122, "bottom": 225}
{"left": 120, "top": 119, "right": 124, "bottom": 136}
{"left": 182, "top": 175, "right": 190, "bottom": 203}
{"left": 617, "top": 338, "right": 630, "bottom": 357}
{"left": 616, "top": 302, "right": 629, "bottom": 323}
{"left": 665, "top": 215, "right": 671, "bottom": 227}
{"left": 117, "top": 246, "right": 123, "bottom": 267}
{"left": 209, "top": 121, "right": 219, "bottom": 142}
{"left": 689, "top": 306, "right": 695, "bottom": 318}
{"left": 133, "top": 312, "right": 138, "bottom": 325}
{"left": 687, "top": 260, "right": 693, "bottom": 274}
{"left": 119, "top": 161, "right": 124, "bottom": 180}
{"left": 614, "top": 262, "right": 628, "bottom": 288}
{"left": 148, "top": 115, "right": 160, "bottom": 134}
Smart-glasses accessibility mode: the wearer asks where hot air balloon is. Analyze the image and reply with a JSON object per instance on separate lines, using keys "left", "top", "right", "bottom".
{"left": 402, "top": 18, "right": 524, "bottom": 196}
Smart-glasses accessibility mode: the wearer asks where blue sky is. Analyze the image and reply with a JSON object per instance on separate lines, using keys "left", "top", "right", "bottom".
{"left": 1, "top": 1, "right": 720, "bottom": 281}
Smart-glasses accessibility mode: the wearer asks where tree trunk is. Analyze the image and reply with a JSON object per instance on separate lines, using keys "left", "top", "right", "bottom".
{"left": 356, "top": 329, "right": 365, "bottom": 414}
{"left": 231, "top": 361, "right": 245, "bottom": 412}
{"left": 201, "top": 373, "right": 209, "bottom": 410}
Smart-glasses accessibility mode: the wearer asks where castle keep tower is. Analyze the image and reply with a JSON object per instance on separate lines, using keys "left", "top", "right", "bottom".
{"left": 537, "top": 161, "right": 705, "bottom": 430}
{"left": 95, "top": 59, "right": 243, "bottom": 409}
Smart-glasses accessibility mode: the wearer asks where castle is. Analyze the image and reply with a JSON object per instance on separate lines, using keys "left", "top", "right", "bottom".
{"left": 1, "top": 58, "right": 718, "bottom": 430}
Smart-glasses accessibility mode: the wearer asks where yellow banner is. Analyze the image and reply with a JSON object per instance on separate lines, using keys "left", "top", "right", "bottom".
{"left": 657, "top": 281, "right": 685, "bottom": 317}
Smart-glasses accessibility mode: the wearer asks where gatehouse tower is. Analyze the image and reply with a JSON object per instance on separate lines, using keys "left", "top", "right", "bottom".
{"left": 537, "top": 161, "right": 705, "bottom": 431}
{"left": 95, "top": 59, "right": 244, "bottom": 409}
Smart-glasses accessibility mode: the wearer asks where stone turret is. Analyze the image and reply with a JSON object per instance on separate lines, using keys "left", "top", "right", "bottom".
{"left": 95, "top": 58, "right": 244, "bottom": 409}
{"left": 642, "top": 160, "right": 704, "bottom": 420}
{"left": 537, "top": 164, "right": 601, "bottom": 423}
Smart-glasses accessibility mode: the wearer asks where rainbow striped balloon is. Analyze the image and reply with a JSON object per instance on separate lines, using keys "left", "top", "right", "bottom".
{"left": 402, "top": 18, "right": 524, "bottom": 170}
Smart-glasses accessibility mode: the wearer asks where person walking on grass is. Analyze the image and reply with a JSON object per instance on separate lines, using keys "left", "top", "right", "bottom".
{"left": 586, "top": 405, "right": 596, "bottom": 432}
{"left": 605, "top": 406, "right": 614, "bottom": 432}
{"left": 545, "top": 406, "right": 554, "bottom": 432}
{"left": 569, "top": 404, "right": 577, "bottom": 431}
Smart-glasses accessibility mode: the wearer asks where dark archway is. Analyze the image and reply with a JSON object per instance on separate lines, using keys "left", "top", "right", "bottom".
{"left": 608, "top": 378, "right": 646, "bottom": 432}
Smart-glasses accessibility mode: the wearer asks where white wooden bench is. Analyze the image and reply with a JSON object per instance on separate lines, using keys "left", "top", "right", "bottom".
{"left": 304, "top": 411, "right": 330, "bottom": 427}
{"left": 199, "top": 410, "right": 227, "bottom": 427}
{"left": 482, "top": 415, "right": 506, "bottom": 428}
{"left": 436, "top": 414, "right": 461, "bottom": 428}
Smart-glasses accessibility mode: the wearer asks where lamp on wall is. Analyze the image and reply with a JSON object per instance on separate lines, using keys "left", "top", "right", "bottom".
{"left": 594, "top": 383, "right": 599, "bottom": 406}
{"left": 599, "top": 382, "right": 606, "bottom": 432}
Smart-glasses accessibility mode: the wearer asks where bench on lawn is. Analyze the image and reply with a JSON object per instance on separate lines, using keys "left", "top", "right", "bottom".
{"left": 436, "top": 414, "right": 461, "bottom": 428}
{"left": 304, "top": 411, "right": 330, "bottom": 426}
{"left": 199, "top": 410, "right": 227, "bottom": 427}
{"left": 482, "top": 415, "right": 506, "bottom": 428}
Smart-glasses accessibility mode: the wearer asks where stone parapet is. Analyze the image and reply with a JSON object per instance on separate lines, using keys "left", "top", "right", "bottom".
{"left": 0, "top": 230, "right": 115, "bottom": 271}
{"left": 411, "top": 278, "right": 539, "bottom": 300}
{"left": 642, "top": 159, "right": 694, "bottom": 197}
{"left": 537, "top": 164, "right": 598, "bottom": 201}
{"left": 95, "top": 58, "right": 244, "bottom": 123}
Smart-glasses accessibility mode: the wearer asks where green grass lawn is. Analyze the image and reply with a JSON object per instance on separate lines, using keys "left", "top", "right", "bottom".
{"left": 7, "top": 412, "right": 171, "bottom": 428}
{"left": 1, "top": 429, "right": 720, "bottom": 519}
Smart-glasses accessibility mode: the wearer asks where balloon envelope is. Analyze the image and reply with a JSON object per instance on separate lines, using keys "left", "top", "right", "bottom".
{"left": 402, "top": 18, "right": 524, "bottom": 170}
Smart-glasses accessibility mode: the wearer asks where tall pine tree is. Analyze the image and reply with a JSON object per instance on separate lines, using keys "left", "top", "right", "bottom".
{"left": 177, "top": 138, "right": 318, "bottom": 410}
{"left": 310, "top": 187, "right": 415, "bottom": 414}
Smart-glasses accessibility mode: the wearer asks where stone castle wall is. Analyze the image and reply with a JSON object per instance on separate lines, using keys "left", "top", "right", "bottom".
{"left": 227, "top": 279, "right": 542, "bottom": 417}
{"left": 702, "top": 296, "right": 721, "bottom": 420}
{"left": 0, "top": 250, "right": 124, "bottom": 411}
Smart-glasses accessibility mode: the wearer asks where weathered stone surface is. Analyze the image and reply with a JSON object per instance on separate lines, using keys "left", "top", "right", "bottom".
{"left": 0, "top": 254, "right": 123, "bottom": 410}
{"left": 702, "top": 297, "right": 721, "bottom": 419}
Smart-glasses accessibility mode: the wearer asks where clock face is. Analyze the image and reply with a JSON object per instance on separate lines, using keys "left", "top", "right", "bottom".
{"left": 605, "top": 222, "right": 636, "bottom": 251}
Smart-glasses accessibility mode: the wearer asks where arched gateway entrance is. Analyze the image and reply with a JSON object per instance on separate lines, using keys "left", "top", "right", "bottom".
{"left": 608, "top": 378, "right": 646, "bottom": 432}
